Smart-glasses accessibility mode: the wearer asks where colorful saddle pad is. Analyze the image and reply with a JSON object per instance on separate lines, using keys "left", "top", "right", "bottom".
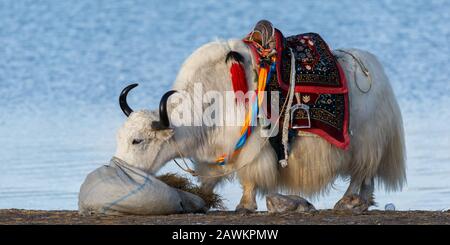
{"left": 266, "top": 30, "right": 350, "bottom": 149}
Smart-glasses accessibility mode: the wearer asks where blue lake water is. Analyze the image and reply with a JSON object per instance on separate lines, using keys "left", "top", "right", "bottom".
{"left": 0, "top": 0, "right": 449, "bottom": 211}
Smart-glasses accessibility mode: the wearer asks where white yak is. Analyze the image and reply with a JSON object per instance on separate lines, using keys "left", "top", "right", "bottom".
{"left": 114, "top": 38, "right": 406, "bottom": 212}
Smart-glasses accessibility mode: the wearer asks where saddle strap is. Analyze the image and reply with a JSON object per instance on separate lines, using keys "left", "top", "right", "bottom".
{"left": 279, "top": 48, "right": 297, "bottom": 168}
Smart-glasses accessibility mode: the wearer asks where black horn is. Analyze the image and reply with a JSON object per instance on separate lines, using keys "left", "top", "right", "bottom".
{"left": 159, "top": 90, "right": 177, "bottom": 128}
{"left": 119, "top": 83, "right": 138, "bottom": 117}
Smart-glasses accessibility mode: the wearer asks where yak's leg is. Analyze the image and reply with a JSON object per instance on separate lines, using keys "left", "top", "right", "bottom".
{"left": 235, "top": 180, "right": 257, "bottom": 213}
{"left": 343, "top": 178, "right": 361, "bottom": 196}
{"left": 359, "top": 177, "right": 375, "bottom": 206}
{"left": 334, "top": 177, "right": 374, "bottom": 212}
{"left": 234, "top": 144, "right": 277, "bottom": 213}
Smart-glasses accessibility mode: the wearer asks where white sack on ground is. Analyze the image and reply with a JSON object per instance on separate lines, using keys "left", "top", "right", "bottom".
{"left": 78, "top": 157, "right": 206, "bottom": 215}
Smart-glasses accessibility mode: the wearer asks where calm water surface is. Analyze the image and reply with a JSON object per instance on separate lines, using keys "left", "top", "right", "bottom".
{"left": 0, "top": 0, "right": 449, "bottom": 210}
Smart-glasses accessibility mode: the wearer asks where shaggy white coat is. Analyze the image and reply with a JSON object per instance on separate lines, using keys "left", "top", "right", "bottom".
{"left": 115, "top": 39, "right": 406, "bottom": 204}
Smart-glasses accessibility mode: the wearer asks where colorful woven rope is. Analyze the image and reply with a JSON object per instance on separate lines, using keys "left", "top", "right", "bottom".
{"left": 215, "top": 59, "right": 276, "bottom": 165}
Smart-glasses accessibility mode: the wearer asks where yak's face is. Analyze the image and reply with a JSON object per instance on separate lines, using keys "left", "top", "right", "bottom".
{"left": 114, "top": 110, "right": 174, "bottom": 173}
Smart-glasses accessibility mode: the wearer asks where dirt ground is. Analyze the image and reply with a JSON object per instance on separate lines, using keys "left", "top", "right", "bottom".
{"left": 1, "top": 209, "right": 449, "bottom": 225}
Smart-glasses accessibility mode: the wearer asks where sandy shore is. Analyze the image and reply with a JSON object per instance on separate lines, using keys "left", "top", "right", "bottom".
{"left": 1, "top": 209, "right": 449, "bottom": 225}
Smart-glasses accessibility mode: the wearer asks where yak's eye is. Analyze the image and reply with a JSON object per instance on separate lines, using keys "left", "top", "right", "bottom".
{"left": 132, "top": 139, "right": 143, "bottom": 145}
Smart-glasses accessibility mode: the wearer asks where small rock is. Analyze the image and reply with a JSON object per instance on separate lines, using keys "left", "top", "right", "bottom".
{"left": 266, "top": 193, "right": 316, "bottom": 213}
{"left": 385, "top": 203, "right": 396, "bottom": 211}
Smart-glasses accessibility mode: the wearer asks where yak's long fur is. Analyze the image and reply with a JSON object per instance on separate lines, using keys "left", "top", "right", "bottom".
{"left": 115, "top": 39, "right": 406, "bottom": 207}
{"left": 166, "top": 40, "right": 406, "bottom": 196}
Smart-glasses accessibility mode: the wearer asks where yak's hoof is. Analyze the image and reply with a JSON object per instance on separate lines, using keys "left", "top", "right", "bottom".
{"left": 235, "top": 203, "right": 257, "bottom": 214}
{"left": 334, "top": 194, "right": 372, "bottom": 213}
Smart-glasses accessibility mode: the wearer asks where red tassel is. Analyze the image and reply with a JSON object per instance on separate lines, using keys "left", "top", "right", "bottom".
{"left": 230, "top": 62, "right": 248, "bottom": 95}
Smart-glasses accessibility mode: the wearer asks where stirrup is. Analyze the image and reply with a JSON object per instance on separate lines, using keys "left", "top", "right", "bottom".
{"left": 290, "top": 103, "right": 311, "bottom": 129}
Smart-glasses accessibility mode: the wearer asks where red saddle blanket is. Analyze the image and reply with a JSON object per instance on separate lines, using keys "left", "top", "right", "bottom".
{"left": 249, "top": 30, "right": 350, "bottom": 149}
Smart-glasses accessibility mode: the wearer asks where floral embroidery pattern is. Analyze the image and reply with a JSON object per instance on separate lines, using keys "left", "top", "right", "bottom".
{"left": 266, "top": 32, "right": 348, "bottom": 146}
{"left": 281, "top": 33, "right": 342, "bottom": 87}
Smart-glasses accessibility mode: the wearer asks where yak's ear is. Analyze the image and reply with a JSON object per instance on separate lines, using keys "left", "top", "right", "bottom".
{"left": 151, "top": 120, "right": 165, "bottom": 130}
{"left": 225, "top": 51, "right": 248, "bottom": 95}
{"left": 156, "top": 128, "right": 174, "bottom": 141}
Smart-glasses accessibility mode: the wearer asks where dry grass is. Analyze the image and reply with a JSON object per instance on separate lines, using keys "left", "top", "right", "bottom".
{"left": 157, "top": 173, "right": 224, "bottom": 210}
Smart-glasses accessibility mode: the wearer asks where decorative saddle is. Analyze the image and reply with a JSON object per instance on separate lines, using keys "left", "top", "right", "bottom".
{"left": 244, "top": 21, "right": 350, "bottom": 163}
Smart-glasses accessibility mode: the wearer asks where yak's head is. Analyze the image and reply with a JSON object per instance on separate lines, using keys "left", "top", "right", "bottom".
{"left": 113, "top": 39, "right": 254, "bottom": 173}
{"left": 114, "top": 84, "right": 177, "bottom": 173}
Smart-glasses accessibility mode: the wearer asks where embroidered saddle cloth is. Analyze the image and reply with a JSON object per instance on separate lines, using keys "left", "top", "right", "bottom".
{"left": 273, "top": 31, "right": 349, "bottom": 149}
{"left": 246, "top": 24, "right": 350, "bottom": 149}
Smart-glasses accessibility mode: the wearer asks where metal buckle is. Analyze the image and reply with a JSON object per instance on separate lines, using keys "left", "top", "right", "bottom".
{"left": 290, "top": 103, "right": 311, "bottom": 129}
